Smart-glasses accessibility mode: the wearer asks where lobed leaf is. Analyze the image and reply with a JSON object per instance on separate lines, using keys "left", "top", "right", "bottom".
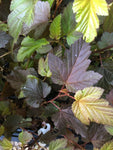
{"left": 49, "top": 14, "right": 61, "bottom": 40}
{"left": 17, "top": 36, "right": 51, "bottom": 62}
{"left": 73, "top": 0, "right": 108, "bottom": 42}
{"left": 52, "top": 107, "right": 88, "bottom": 138}
{"left": 84, "top": 123, "right": 112, "bottom": 148}
{"left": 22, "top": 75, "right": 51, "bottom": 108}
{"left": 48, "top": 39, "right": 102, "bottom": 92}
{"left": 72, "top": 87, "right": 113, "bottom": 126}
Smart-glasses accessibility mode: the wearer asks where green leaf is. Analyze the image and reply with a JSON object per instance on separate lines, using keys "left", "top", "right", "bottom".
{"left": 49, "top": 14, "right": 61, "bottom": 40}
{"left": 49, "top": 139, "right": 67, "bottom": 150}
{"left": 8, "top": 0, "right": 36, "bottom": 42}
{"left": 0, "top": 21, "right": 8, "bottom": 32}
{"left": 101, "top": 140, "right": 113, "bottom": 150}
{"left": 72, "top": 87, "right": 113, "bottom": 126}
{"left": 0, "top": 138, "right": 12, "bottom": 150}
{"left": 0, "top": 125, "right": 4, "bottom": 136}
{"left": 22, "top": 1, "right": 50, "bottom": 35}
{"left": 61, "top": 2, "right": 76, "bottom": 36}
{"left": 97, "top": 32, "right": 113, "bottom": 49}
{"left": 103, "top": 4, "right": 113, "bottom": 33}
{"left": 104, "top": 125, "right": 113, "bottom": 136}
{"left": 38, "top": 57, "right": 52, "bottom": 77}
{"left": 67, "top": 30, "right": 82, "bottom": 46}
{"left": 48, "top": 0, "right": 54, "bottom": 7}
{"left": 17, "top": 36, "right": 51, "bottom": 62}
{"left": 19, "top": 130, "right": 33, "bottom": 145}
{"left": 0, "top": 101, "right": 10, "bottom": 116}
{"left": 22, "top": 75, "right": 51, "bottom": 108}
{"left": 73, "top": 0, "right": 108, "bottom": 42}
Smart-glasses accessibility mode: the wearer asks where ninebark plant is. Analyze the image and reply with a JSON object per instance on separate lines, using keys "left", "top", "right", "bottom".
{"left": 0, "top": 0, "right": 113, "bottom": 149}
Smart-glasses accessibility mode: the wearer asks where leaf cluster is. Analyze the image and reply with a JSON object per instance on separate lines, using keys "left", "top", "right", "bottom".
{"left": 0, "top": 0, "right": 113, "bottom": 150}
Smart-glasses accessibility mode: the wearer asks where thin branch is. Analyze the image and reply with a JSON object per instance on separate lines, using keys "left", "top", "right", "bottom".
{"left": 0, "top": 51, "right": 11, "bottom": 58}
{"left": 92, "top": 44, "right": 113, "bottom": 54}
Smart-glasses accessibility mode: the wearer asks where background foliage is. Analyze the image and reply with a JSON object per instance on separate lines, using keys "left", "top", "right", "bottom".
{"left": 0, "top": 0, "right": 113, "bottom": 149}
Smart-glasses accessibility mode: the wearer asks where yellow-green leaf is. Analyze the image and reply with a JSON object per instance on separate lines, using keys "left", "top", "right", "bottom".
{"left": 73, "top": 0, "right": 108, "bottom": 42}
{"left": 38, "top": 57, "right": 52, "bottom": 77}
{"left": 49, "top": 14, "right": 61, "bottom": 40}
{"left": 72, "top": 87, "right": 113, "bottom": 125}
{"left": 0, "top": 138, "right": 12, "bottom": 150}
{"left": 0, "top": 125, "right": 4, "bottom": 136}
{"left": 101, "top": 140, "right": 113, "bottom": 150}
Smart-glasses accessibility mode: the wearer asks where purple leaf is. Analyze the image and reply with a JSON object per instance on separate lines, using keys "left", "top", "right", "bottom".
{"left": 48, "top": 39, "right": 102, "bottom": 92}
{"left": 52, "top": 107, "right": 88, "bottom": 138}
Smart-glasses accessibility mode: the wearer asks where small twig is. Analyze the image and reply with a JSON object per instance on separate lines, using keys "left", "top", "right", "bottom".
{"left": 54, "top": 0, "right": 63, "bottom": 17}
{"left": 92, "top": 44, "right": 113, "bottom": 54}
{"left": 50, "top": 101, "right": 61, "bottom": 111}
{"left": 0, "top": 51, "right": 11, "bottom": 58}
{"left": 99, "top": 53, "right": 103, "bottom": 67}
{"left": 63, "top": 135, "right": 85, "bottom": 150}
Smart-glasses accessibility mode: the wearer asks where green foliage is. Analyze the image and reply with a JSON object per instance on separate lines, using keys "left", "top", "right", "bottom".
{"left": 0, "top": 125, "right": 4, "bottom": 136}
{"left": 101, "top": 140, "right": 113, "bottom": 150}
{"left": 61, "top": 2, "right": 82, "bottom": 45}
{"left": 18, "top": 130, "right": 33, "bottom": 145}
{"left": 49, "top": 14, "right": 61, "bottom": 40}
{"left": 49, "top": 139, "right": 67, "bottom": 150}
{"left": 72, "top": 87, "right": 113, "bottom": 126}
{"left": 73, "top": 0, "right": 108, "bottom": 42}
{"left": 8, "top": 0, "right": 36, "bottom": 42}
{"left": 104, "top": 125, "right": 113, "bottom": 136}
{"left": 47, "top": 0, "right": 54, "bottom": 7}
{"left": 0, "top": 21, "right": 8, "bottom": 32}
{"left": 38, "top": 57, "right": 52, "bottom": 77}
{"left": 61, "top": 3, "right": 76, "bottom": 36}
{"left": 0, "top": 138, "right": 12, "bottom": 150}
{"left": 103, "top": 4, "right": 113, "bottom": 33}
{"left": 17, "top": 36, "right": 51, "bottom": 62}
